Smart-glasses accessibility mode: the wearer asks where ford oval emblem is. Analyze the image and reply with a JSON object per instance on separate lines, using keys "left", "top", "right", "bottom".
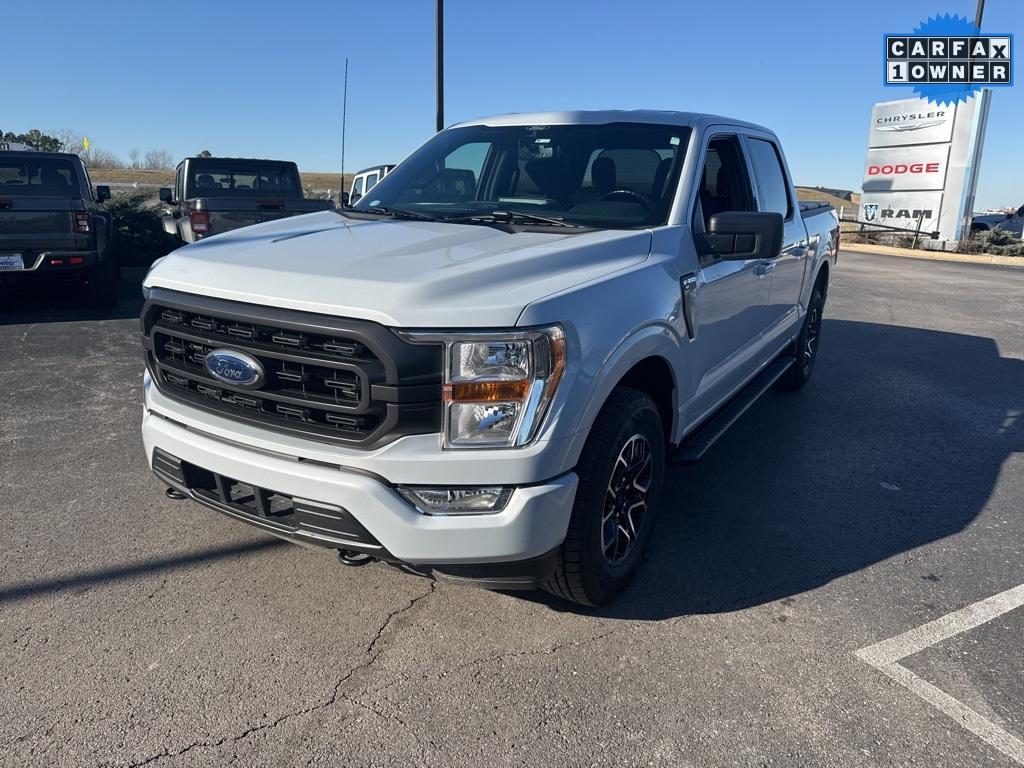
{"left": 204, "top": 349, "right": 264, "bottom": 389}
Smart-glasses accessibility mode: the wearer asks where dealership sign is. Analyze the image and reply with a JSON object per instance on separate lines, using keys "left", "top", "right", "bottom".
{"left": 862, "top": 144, "right": 949, "bottom": 192}
{"left": 858, "top": 94, "right": 990, "bottom": 241}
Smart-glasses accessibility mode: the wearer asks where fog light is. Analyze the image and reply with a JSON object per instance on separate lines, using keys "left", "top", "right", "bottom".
{"left": 398, "top": 486, "right": 513, "bottom": 516}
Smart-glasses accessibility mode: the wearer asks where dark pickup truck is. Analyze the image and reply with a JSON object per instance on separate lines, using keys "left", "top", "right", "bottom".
{"left": 0, "top": 149, "right": 118, "bottom": 305}
{"left": 159, "top": 157, "right": 333, "bottom": 244}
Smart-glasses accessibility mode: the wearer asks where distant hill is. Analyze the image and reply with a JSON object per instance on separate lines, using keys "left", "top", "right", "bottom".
{"left": 797, "top": 186, "right": 860, "bottom": 215}
{"left": 90, "top": 168, "right": 860, "bottom": 210}
{"left": 89, "top": 167, "right": 353, "bottom": 192}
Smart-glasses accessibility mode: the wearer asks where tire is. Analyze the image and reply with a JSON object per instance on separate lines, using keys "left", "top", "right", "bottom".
{"left": 544, "top": 387, "right": 665, "bottom": 607}
{"left": 779, "top": 273, "right": 826, "bottom": 391}
{"left": 86, "top": 255, "right": 119, "bottom": 307}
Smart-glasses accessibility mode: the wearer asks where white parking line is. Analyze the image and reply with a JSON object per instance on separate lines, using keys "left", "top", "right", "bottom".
{"left": 855, "top": 583, "right": 1024, "bottom": 765}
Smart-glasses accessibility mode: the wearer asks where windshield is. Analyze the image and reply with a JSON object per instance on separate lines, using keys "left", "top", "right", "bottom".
{"left": 0, "top": 157, "right": 81, "bottom": 197}
{"left": 188, "top": 162, "right": 299, "bottom": 198}
{"left": 352, "top": 122, "right": 690, "bottom": 229}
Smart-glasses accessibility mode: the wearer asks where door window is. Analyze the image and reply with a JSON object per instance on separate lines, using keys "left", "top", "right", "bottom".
{"left": 365, "top": 173, "right": 379, "bottom": 190}
{"left": 352, "top": 176, "right": 364, "bottom": 197}
{"left": 747, "top": 138, "right": 792, "bottom": 219}
{"left": 695, "top": 136, "right": 755, "bottom": 230}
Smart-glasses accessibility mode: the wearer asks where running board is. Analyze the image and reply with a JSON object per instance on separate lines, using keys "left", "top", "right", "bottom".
{"left": 669, "top": 356, "right": 795, "bottom": 465}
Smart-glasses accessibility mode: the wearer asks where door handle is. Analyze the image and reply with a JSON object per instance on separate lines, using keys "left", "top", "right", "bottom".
{"left": 754, "top": 259, "right": 776, "bottom": 277}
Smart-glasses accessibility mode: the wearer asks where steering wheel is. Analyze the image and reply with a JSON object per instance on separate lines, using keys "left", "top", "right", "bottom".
{"left": 598, "top": 189, "right": 653, "bottom": 212}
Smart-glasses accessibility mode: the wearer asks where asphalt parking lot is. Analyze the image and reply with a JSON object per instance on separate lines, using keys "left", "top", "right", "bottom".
{"left": 2, "top": 251, "right": 1023, "bottom": 768}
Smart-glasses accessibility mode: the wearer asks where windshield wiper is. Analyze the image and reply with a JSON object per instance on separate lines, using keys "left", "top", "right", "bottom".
{"left": 361, "top": 206, "right": 441, "bottom": 222}
{"left": 444, "top": 210, "right": 584, "bottom": 229}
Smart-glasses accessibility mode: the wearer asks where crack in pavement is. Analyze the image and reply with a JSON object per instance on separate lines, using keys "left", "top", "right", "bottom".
{"left": 123, "top": 579, "right": 437, "bottom": 767}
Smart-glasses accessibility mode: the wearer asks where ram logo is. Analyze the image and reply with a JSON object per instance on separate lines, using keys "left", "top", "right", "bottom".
{"left": 863, "top": 204, "right": 879, "bottom": 222}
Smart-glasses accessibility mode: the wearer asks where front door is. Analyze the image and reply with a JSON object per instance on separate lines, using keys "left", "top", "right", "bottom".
{"left": 686, "top": 134, "right": 772, "bottom": 424}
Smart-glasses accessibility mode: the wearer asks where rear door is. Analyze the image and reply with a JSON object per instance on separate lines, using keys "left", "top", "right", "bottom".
{"left": 685, "top": 134, "right": 772, "bottom": 422}
{"left": 744, "top": 135, "right": 809, "bottom": 338}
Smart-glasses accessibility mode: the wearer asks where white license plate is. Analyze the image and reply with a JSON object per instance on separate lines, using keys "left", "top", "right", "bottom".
{"left": 0, "top": 254, "right": 25, "bottom": 271}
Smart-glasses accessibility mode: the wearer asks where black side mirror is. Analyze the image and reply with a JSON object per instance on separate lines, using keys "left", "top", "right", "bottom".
{"left": 698, "top": 211, "right": 784, "bottom": 261}
{"left": 95, "top": 185, "right": 111, "bottom": 202}
{"left": 341, "top": 191, "right": 350, "bottom": 207}
{"left": 158, "top": 187, "right": 173, "bottom": 204}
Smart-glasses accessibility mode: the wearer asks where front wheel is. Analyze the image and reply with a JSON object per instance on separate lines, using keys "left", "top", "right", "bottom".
{"left": 544, "top": 387, "right": 665, "bottom": 607}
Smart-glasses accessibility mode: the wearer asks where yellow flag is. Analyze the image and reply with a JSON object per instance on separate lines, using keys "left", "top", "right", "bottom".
{"left": 82, "top": 137, "right": 90, "bottom": 151}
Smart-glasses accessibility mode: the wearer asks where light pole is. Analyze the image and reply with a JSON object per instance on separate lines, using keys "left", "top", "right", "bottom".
{"left": 436, "top": 0, "right": 444, "bottom": 133}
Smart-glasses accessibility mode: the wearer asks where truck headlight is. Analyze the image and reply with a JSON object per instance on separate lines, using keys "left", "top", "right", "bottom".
{"left": 404, "top": 326, "right": 565, "bottom": 448}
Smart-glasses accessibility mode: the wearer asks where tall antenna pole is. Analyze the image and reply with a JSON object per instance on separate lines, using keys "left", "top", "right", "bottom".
{"left": 973, "top": 0, "right": 985, "bottom": 30}
{"left": 340, "top": 57, "right": 349, "bottom": 201}
{"left": 436, "top": 0, "right": 444, "bottom": 132}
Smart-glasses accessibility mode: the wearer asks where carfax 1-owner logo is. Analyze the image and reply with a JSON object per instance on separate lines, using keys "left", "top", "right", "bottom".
{"left": 885, "top": 14, "right": 1013, "bottom": 105}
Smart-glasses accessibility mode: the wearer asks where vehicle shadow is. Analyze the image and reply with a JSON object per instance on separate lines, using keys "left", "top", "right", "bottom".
{"left": 534, "top": 318, "right": 1024, "bottom": 619}
{"left": 0, "top": 266, "right": 147, "bottom": 325}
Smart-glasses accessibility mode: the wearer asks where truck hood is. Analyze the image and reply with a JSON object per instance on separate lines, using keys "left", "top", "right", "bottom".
{"left": 144, "top": 210, "right": 652, "bottom": 327}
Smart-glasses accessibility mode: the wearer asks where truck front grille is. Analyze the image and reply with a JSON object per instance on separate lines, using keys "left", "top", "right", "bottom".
{"left": 142, "top": 289, "right": 443, "bottom": 448}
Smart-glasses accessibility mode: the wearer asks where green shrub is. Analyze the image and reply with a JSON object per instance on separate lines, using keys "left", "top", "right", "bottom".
{"left": 963, "top": 228, "right": 1024, "bottom": 257}
{"left": 100, "top": 190, "right": 173, "bottom": 266}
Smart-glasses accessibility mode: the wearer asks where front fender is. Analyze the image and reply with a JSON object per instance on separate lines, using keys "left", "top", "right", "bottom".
{"left": 568, "top": 323, "right": 681, "bottom": 440}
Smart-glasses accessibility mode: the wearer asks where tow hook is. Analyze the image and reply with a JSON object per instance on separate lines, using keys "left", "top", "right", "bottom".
{"left": 337, "top": 550, "right": 374, "bottom": 567}
{"left": 165, "top": 487, "right": 188, "bottom": 500}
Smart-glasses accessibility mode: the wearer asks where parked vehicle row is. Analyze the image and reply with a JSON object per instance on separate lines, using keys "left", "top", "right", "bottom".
{"left": 141, "top": 110, "right": 839, "bottom": 606}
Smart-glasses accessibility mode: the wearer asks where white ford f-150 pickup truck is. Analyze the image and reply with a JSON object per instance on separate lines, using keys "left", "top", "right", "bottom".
{"left": 142, "top": 111, "right": 838, "bottom": 606}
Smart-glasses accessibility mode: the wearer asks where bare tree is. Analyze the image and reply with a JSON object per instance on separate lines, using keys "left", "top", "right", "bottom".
{"left": 51, "top": 128, "right": 85, "bottom": 155}
{"left": 128, "top": 149, "right": 140, "bottom": 169}
{"left": 84, "top": 148, "right": 126, "bottom": 169}
{"left": 143, "top": 149, "right": 174, "bottom": 170}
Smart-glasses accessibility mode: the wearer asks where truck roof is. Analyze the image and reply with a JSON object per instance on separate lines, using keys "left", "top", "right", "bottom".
{"left": 0, "top": 150, "right": 83, "bottom": 161}
{"left": 450, "top": 109, "right": 772, "bottom": 134}
{"left": 354, "top": 165, "right": 396, "bottom": 175}
{"left": 184, "top": 157, "right": 299, "bottom": 165}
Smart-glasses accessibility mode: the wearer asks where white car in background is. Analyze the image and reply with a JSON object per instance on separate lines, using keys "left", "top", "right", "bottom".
{"left": 348, "top": 164, "right": 396, "bottom": 204}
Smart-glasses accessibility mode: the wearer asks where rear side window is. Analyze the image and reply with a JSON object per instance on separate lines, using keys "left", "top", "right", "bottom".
{"left": 0, "top": 158, "right": 80, "bottom": 197}
{"left": 747, "top": 138, "right": 791, "bottom": 218}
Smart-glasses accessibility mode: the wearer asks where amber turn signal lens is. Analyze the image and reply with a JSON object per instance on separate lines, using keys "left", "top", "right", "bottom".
{"left": 447, "top": 379, "right": 531, "bottom": 403}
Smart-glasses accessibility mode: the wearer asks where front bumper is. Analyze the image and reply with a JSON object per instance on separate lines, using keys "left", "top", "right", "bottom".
{"left": 142, "top": 408, "right": 578, "bottom": 584}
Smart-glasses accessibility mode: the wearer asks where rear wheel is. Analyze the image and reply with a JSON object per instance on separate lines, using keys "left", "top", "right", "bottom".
{"left": 544, "top": 387, "right": 665, "bottom": 607}
{"left": 779, "top": 274, "right": 826, "bottom": 390}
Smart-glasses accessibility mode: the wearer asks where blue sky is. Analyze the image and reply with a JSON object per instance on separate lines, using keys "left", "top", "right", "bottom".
{"left": 2, "top": 0, "right": 1020, "bottom": 208}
